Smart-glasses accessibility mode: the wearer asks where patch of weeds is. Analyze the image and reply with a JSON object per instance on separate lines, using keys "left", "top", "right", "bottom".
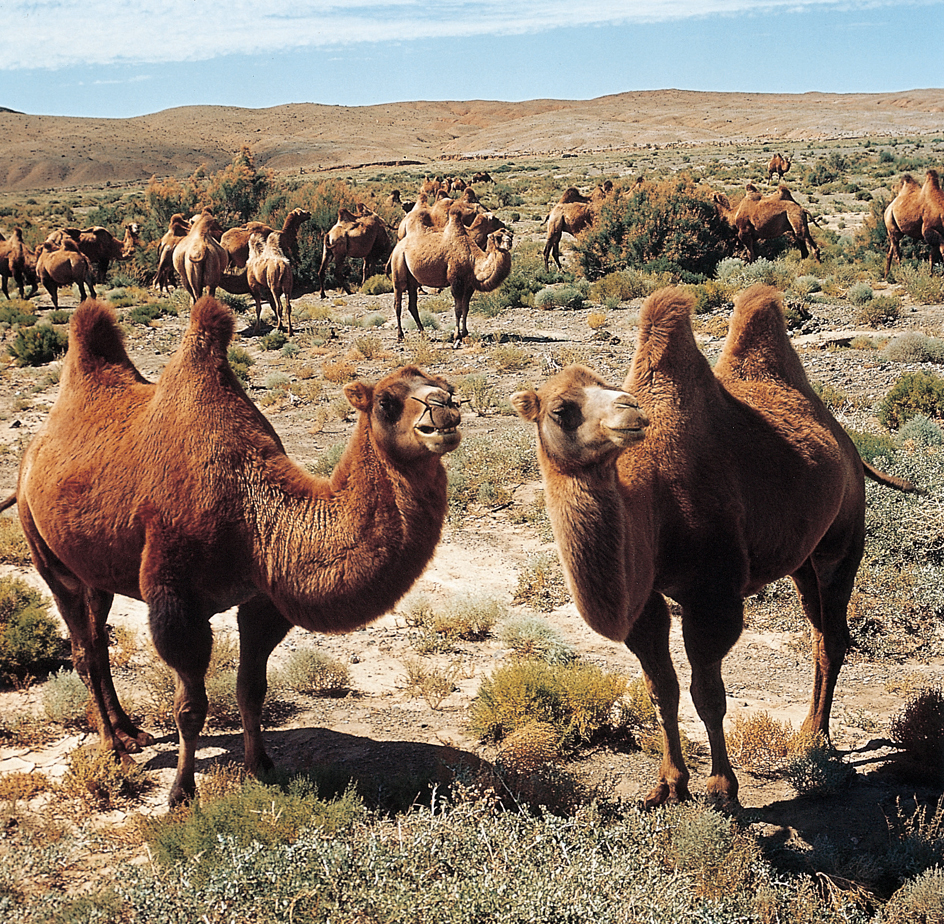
{"left": 883, "top": 330, "right": 944, "bottom": 364}
{"left": 0, "top": 575, "right": 62, "bottom": 684}
{"left": 42, "top": 668, "right": 89, "bottom": 727}
{"left": 512, "top": 552, "right": 570, "bottom": 612}
{"left": 407, "top": 334, "right": 441, "bottom": 367}
{"left": 847, "top": 428, "right": 897, "bottom": 464}
{"left": 125, "top": 300, "right": 176, "bottom": 325}
{"left": 332, "top": 396, "right": 354, "bottom": 420}
{"left": 8, "top": 323, "right": 67, "bottom": 366}
{"left": 402, "top": 592, "right": 503, "bottom": 650}
{"left": 400, "top": 657, "right": 458, "bottom": 709}
{"left": 354, "top": 332, "right": 383, "bottom": 359}
{"left": 216, "top": 291, "right": 250, "bottom": 314}
{"left": 263, "top": 371, "right": 291, "bottom": 391}
{"left": 857, "top": 293, "right": 901, "bottom": 326}
{"left": 783, "top": 743, "right": 855, "bottom": 796}
{"left": 894, "top": 262, "right": 944, "bottom": 304}
{"left": 59, "top": 745, "right": 149, "bottom": 807}
{"left": 883, "top": 867, "right": 944, "bottom": 924}
{"left": 361, "top": 273, "right": 393, "bottom": 295}
{"left": 457, "top": 373, "right": 496, "bottom": 415}
{"left": 586, "top": 310, "right": 608, "bottom": 329}
{"left": 726, "top": 711, "right": 822, "bottom": 776}
{"left": 499, "top": 613, "right": 576, "bottom": 664}
{"left": 0, "top": 769, "right": 49, "bottom": 803}
{"left": 227, "top": 345, "right": 254, "bottom": 382}
{"left": 534, "top": 283, "right": 587, "bottom": 310}
{"left": 896, "top": 413, "right": 943, "bottom": 447}
{"left": 260, "top": 329, "right": 288, "bottom": 351}
{"left": 322, "top": 358, "right": 357, "bottom": 383}
{"left": 281, "top": 341, "right": 300, "bottom": 359}
{"left": 0, "top": 516, "right": 33, "bottom": 565}
{"left": 813, "top": 381, "right": 851, "bottom": 412}
{"left": 878, "top": 370, "right": 944, "bottom": 429}
{"left": 45, "top": 308, "right": 72, "bottom": 324}
{"left": 847, "top": 280, "right": 874, "bottom": 306}
{"left": 274, "top": 647, "right": 350, "bottom": 697}
{"left": 490, "top": 341, "right": 532, "bottom": 371}
{"left": 889, "top": 685, "right": 944, "bottom": 784}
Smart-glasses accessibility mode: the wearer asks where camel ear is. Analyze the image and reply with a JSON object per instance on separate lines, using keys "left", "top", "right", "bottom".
{"left": 510, "top": 390, "right": 540, "bottom": 422}
{"left": 343, "top": 381, "right": 373, "bottom": 412}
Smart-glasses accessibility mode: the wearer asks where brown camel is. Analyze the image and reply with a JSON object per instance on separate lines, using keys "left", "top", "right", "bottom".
{"left": 0, "top": 228, "right": 35, "bottom": 299}
{"left": 318, "top": 206, "right": 391, "bottom": 298}
{"left": 247, "top": 231, "right": 294, "bottom": 335}
{"left": 766, "top": 153, "right": 791, "bottom": 183}
{"left": 713, "top": 184, "right": 820, "bottom": 262}
{"left": 512, "top": 285, "right": 915, "bottom": 808}
{"left": 34, "top": 237, "right": 95, "bottom": 308}
{"left": 53, "top": 224, "right": 140, "bottom": 282}
{"left": 153, "top": 213, "right": 192, "bottom": 293}
{"left": 542, "top": 181, "right": 613, "bottom": 271}
{"left": 172, "top": 210, "right": 229, "bottom": 304}
{"left": 884, "top": 171, "right": 944, "bottom": 277}
{"left": 389, "top": 209, "right": 513, "bottom": 345}
{"left": 399, "top": 191, "right": 503, "bottom": 249}
{"left": 3, "top": 295, "right": 461, "bottom": 806}
{"left": 220, "top": 207, "right": 311, "bottom": 269}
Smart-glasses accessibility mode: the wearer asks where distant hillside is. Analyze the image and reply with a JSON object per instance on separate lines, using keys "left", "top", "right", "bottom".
{"left": 0, "top": 89, "right": 942, "bottom": 191}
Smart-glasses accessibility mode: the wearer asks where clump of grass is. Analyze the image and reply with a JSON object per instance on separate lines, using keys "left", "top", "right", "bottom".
{"left": 470, "top": 659, "right": 630, "bottom": 748}
{"left": 322, "top": 358, "right": 357, "bottom": 383}
{"left": 499, "top": 613, "right": 575, "bottom": 664}
{"left": 0, "top": 576, "right": 62, "bottom": 683}
{"left": 726, "top": 711, "right": 822, "bottom": 776}
{"left": 813, "top": 381, "right": 850, "bottom": 411}
{"left": 878, "top": 370, "right": 944, "bottom": 429}
{"left": 857, "top": 293, "right": 901, "bottom": 326}
{"left": 534, "top": 284, "right": 587, "bottom": 310}
{"left": 307, "top": 440, "right": 346, "bottom": 477}
{"left": 0, "top": 770, "right": 49, "bottom": 803}
{"left": 894, "top": 262, "right": 944, "bottom": 304}
{"left": 496, "top": 719, "right": 560, "bottom": 775}
{"left": 263, "top": 371, "right": 290, "bottom": 391}
{"left": 882, "top": 330, "right": 944, "bottom": 364}
{"left": 354, "top": 333, "right": 383, "bottom": 359}
{"left": 227, "top": 345, "right": 254, "bottom": 382}
{"left": 46, "top": 308, "right": 72, "bottom": 324}
{"left": 883, "top": 867, "right": 944, "bottom": 924}
{"left": 783, "top": 743, "right": 854, "bottom": 796}
{"left": 42, "top": 668, "right": 89, "bottom": 726}
{"left": 125, "top": 300, "right": 177, "bottom": 325}
{"left": 512, "top": 552, "right": 570, "bottom": 612}
{"left": 407, "top": 334, "right": 441, "bottom": 366}
{"left": 490, "top": 341, "right": 532, "bottom": 371}
{"left": 889, "top": 685, "right": 944, "bottom": 784}
{"left": 847, "top": 280, "right": 874, "bottom": 306}
{"left": 59, "top": 745, "right": 148, "bottom": 807}
{"left": 8, "top": 324, "right": 67, "bottom": 366}
{"left": 275, "top": 647, "right": 350, "bottom": 697}
{"left": 400, "top": 657, "right": 458, "bottom": 709}
{"left": 361, "top": 274, "right": 393, "bottom": 295}
{"left": 896, "top": 413, "right": 944, "bottom": 447}
{"left": 0, "top": 517, "right": 33, "bottom": 565}
{"left": 586, "top": 310, "right": 608, "bottom": 330}
{"left": 847, "top": 428, "right": 897, "bottom": 463}
{"left": 457, "top": 373, "right": 496, "bottom": 415}
{"left": 260, "top": 330, "right": 288, "bottom": 351}
{"left": 402, "top": 592, "right": 503, "bottom": 650}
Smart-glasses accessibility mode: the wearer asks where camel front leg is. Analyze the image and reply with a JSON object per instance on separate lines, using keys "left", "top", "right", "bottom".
{"left": 252, "top": 294, "right": 264, "bottom": 334}
{"left": 626, "top": 592, "right": 691, "bottom": 806}
{"left": 236, "top": 597, "right": 293, "bottom": 776}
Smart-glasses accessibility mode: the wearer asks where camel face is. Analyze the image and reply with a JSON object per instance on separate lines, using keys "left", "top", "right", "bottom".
{"left": 345, "top": 367, "right": 461, "bottom": 460}
{"left": 513, "top": 365, "right": 648, "bottom": 468}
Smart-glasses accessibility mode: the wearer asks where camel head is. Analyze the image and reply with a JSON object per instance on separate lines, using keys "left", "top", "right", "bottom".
{"left": 192, "top": 210, "right": 224, "bottom": 238}
{"left": 512, "top": 364, "right": 648, "bottom": 472}
{"left": 343, "top": 365, "right": 461, "bottom": 460}
{"left": 487, "top": 227, "right": 514, "bottom": 256}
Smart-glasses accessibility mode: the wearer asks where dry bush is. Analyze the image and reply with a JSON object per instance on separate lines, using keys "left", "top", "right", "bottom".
{"left": 407, "top": 335, "right": 441, "bottom": 367}
{"left": 490, "top": 342, "right": 532, "bottom": 372}
{"left": 400, "top": 657, "right": 457, "bottom": 709}
{"left": 512, "top": 552, "right": 570, "bottom": 612}
{"left": 59, "top": 745, "right": 149, "bottom": 808}
{"left": 727, "top": 711, "right": 821, "bottom": 775}
{"left": 890, "top": 685, "right": 944, "bottom": 784}
{"left": 586, "top": 310, "right": 608, "bottom": 330}
{"left": 275, "top": 647, "right": 350, "bottom": 696}
{"left": 497, "top": 720, "right": 560, "bottom": 775}
{"left": 0, "top": 517, "right": 33, "bottom": 565}
{"left": 322, "top": 359, "right": 357, "bottom": 384}
{"left": 0, "top": 770, "right": 50, "bottom": 803}
{"left": 499, "top": 613, "right": 575, "bottom": 664}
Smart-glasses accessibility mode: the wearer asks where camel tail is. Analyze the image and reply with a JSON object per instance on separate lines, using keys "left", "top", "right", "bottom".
{"left": 0, "top": 491, "right": 16, "bottom": 513}
{"left": 863, "top": 460, "right": 922, "bottom": 493}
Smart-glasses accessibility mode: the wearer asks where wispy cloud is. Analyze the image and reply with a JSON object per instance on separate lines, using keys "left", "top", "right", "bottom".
{"left": 1, "top": 0, "right": 924, "bottom": 71}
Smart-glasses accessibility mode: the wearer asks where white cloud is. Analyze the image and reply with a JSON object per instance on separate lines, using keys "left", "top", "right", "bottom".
{"left": 0, "top": 0, "right": 930, "bottom": 71}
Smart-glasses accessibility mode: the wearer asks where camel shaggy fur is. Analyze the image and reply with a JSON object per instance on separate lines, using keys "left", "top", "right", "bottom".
{"left": 713, "top": 185, "right": 820, "bottom": 262}
{"left": 172, "top": 210, "right": 229, "bottom": 304}
{"left": 512, "top": 285, "right": 914, "bottom": 807}
{"left": 35, "top": 237, "right": 95, "bottom": 308}
{"left": 4, "top": 296, "right": 461, "bottom": 805}
{"left": 389, "top": 210, "right": 513, "bottom": 345}
{"left": 319, "top": 207, "right": 391, "bottom": 297}
{"left": 220, "top": 208, "right": 311, "bottom": 269}
{"left": 766, "top": 153, "right": 791, "bottom": 183}
{"left": 542, "top": 181, "right": 613, "bottom": 271}
{"left": 54, "top": 224, "right": 140, "bottom": 282}
{"left": 247, "top": 231, "right": 294, "bottom": 335}
{"left": 884, "top": 171, "right": 944, "bottom": 277}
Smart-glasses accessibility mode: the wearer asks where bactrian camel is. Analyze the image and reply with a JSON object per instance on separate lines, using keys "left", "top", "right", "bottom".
{"left": 53, "top": 224, "right": 140, "bottom": 282}
{"left": 512, "top": 285, "right": 915, "bottom": 808}
{"left": 884, "top": 171, "right": 944, "bottom": 277}
{"left": 2, "top": 296, "right": 462, "bottom": 806}
{"left": 220, "top": 207, "right": 311, "bottom": 269}
{"left": 34, "top": 237, "right": 95, "bottom": 308}
{"left": 246, "top": 231, "right": 294, "bottom": 335}
{"left": 389, "top": 209, "right": 513, "bottom": 346}
{"left": 766, "top": 153, "right": 791, "bottom": 183}
{"left": 172, "top": 210, "right": 229, "bottom": 304}
{"left": 153, "top": 213, "right": 192, "bottom": 294}
{"left": 542, "top": 181, "right": 613, "bottom": 271}
{"left": 0, "top": 227, "right": 36, "bottom": 299}
{"left": 319, "top": 207, "right": 391, "bottom": 298}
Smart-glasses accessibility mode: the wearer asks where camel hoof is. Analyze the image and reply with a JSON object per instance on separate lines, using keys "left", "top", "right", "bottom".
{"left": 642, "top": 781, "right": 691, "bottom": 809}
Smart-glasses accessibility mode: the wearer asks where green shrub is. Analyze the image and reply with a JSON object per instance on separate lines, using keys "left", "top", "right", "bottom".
{"left": 59, "top": 744, "right": 148, "bottom": 807}
{"left": 847, "top": 281, "right": 874, "bottom": 306}
{"left": 857, "top": 293, "right": 900, "bottom": 326}
{"left": 227, "top": 345, "right": 254, "bottom": 382}
{"left": 847, "top": 428, "right": 897, "bottom": 463}
{"left": 890, "top": 686, "right": 944, "bottom": 784}
{"left": 688, "top": 279, "right": 731, "bottom": 314}
{"left": 402, "top": 593, "right": 503, "bottom": 646}
{"left": 894, "top": 262, "right": 944, "bottom": 304}
{"left": 882, "top": 331, "right": 944, "bottom": 364}
{"left": 260, "top": 330, "right": 288, "bottom": 351}
{"left": 878, "top": 371, "right": 944, "bottom": 429}
{"left": 0, "top": 517, "right": 33, "bottom": 565}
{"left": 125, "top": 300, "right": 177, "bottom": 325}
{"left": 499, "top": 614, "right": 576, "bottom": 664}
{"left": 8, "top": 323, "right": 67, "bottom": 366}
{"left": 784, "top": 744, "right": 854, "bottom": 796}
{"left": 512, "top": 552, "right": 570, "bottom": 612}
{"left": 42, "top": 668, "right": 89, "bottom": 726}
{"left": 587, "top": 269, "right": 660, "bottom": 303}
{"left": 361, "top": 273, "right": 393, "bottom": 295}
{"left": 45, "top": 309, "right": 72, "bottom": 324}
{"left": 307, "top": 440, "right": 346, "bottom": 477}
{"left": 883, "top": 867, "right": 944, "bottom": 924}
{"left": 534, "top": 284, "right": 587, "bottom": 310}
{"left": 0, "top": 301, "right": 38, "bottom": 328}
{"left": 897, "top": 414, "right": 944, "bottom": 447}
{"left": 0, "top": 576, "right": 61, "bottom": 683}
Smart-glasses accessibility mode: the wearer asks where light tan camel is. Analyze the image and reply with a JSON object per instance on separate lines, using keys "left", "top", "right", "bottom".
{"left": 153, "top": 213, "right": 192, "bottom": 293}
{"left": 34, "top": 237, "right": 95, "bottom": 308}
{"left": 318, "top": 206, "right": 391, "bottom": 297}
{"left": 219, "top": 207, "right": 311, "bottom": 270}
{"left": 767, "top": 153, "right": 791, "bottom": 183}
{"left": 884, "top": 171, "right": 944, "bottom": 277}
{"left": 512, "top": 285, "right": 915, "bottom": 808}
{"left": 172, "top": 210, "right": 229, "bottom": 304}
{"left": 2, "top": 295, "right": 461, "bottom": 806}
{"left": 0, "top": 227, "right": 35, "bottom": 299}
{"left": 389, "top": 210, "right": 513, "bottom": 345}
{"left": 399, "top": 191, "right": 503, "bottom": 249}
{"left": 247, "top": 231, "right": 294, "bottom": 335}
{"left": 54, "top": 224, "right": 140, "bottom": 282}
{"left": 713, "top": 184, "right": 820, "bottom": 261}
{"left": 542, "top": 181, "right": 613, "bottom": 271}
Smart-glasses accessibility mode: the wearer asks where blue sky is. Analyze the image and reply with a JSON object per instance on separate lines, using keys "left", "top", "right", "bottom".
{"left": 2, "top": 1, "right": 942, "bottom": 118}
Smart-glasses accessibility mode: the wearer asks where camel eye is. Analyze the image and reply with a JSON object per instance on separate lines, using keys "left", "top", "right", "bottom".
{"left": 378, "top": 394, "right": 402, "bottom": 422}
{"left": 550, "top": 402, "right": 581, "bottom": 431}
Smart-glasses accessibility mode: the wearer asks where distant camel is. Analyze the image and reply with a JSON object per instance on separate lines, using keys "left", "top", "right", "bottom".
{"left": 318, "top": 206, "right": 391, "bottom": 297}
{"left": 34, "top": 237, "right": 95, "bottom": 308}
{"left": 246, "top": 231, "right": 294, "bottom": 335}
{"left": 172, "top": 210, "right": 229, "bottom": 303}
{"left": 3, "top": 296, "right": 462, "bottom": 806}
{"left": 542, "top": 181, "right": 613, "bottom": 271}
{"left": 884, "top": 171, "right": 944, "bottom": 276}
{"left": 0, "top": 228, "right": 35, "bottom": 299}
{"left": 513, "top": 285, "right": 914, "bottom": 807}
{"left": 153, "top": 213, "right": 192, "bottom": 293}
{"left": 52, "top": 224, "right": 140, "bottom": 282}
{"left": 220, "top": 208, "right": 310, "bottom": 269}
{"left": 766, "top": 153, "right": 791, "bottom": 183}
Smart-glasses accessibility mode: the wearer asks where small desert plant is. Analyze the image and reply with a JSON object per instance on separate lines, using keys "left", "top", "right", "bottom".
{"left": 276, "top": 647, "right": 350, "bottom": 696}
{"left": 847, "top": 428, "right": 897, "bottom": 463}
{"left": 42, "top": 668, "right": 89, "bottom": 726}
{"left": 783, "top": 743, "right": 854, "bottom": 796}
{"left": 354, "top": 332, "right": 383, "bottom": 359}
{"left": 307, "top": 440, "right": 346, "bottom": 476}
{"left": 857, "top": 293, "right": 900, "bottom": 326}
{"left": 227, "top": 345, "right": 255, "bottom": 382}
{"left": 895, "top": 261, "right": 944, "bottom": 303}
{"left": 46, "top": 308, "right": 72, "bottom": 324}
{"left": 490, "top": 342, "right": 531, "bottom": 371}
{"left": 8, "top": 323, "right": 68, "bottom": 366}
{"left": 402, "top": 593, "right": 502, "bottom": 647}
{"left": 125, "top": 300, "right": 177, "bottom": 325}
{"left": 59, "top": 744, "right": 148, "bottom": 807}
{"left": 586, "top": 310, "right": 608, "bottom": 330}
{"left": 322, "top": 358, "right": 357, "bottom": 383}
{"left": 534, "top": 284, "right": 587, "bottom": 310}
{"left": 400, "top": 657, "right": 457, "bottom": 709}
{"left": 0, "top": 517, "right": 33, "bottom": 565}
{"left": 890, "top": 685, "right": 944, "bottom": 784}
{"left": 883, "top": 867, "right": 944, "bottom": 924}
{"left": 847, "top": 280, "right": 874, "bottom": 306}
{"left": 0, "top": 576, "right": 61, "bottom": 683}
{"left": 499, "top": 613, "right": 576, "bottom": 664}
{"left": 496, "top": 719, "right": 561, "bottom": 774}
{"left": 882, "top": 330, "right": 944, "bottom": 364}
{"left": 408, "top": 335, "right": 441, "bottom": 366}
{"left": 360, "top": 273, "right": 393, "bottom": 295}
{"left": 726, "top": 711, "right": 821, "bottom": 775}
{"left": 897, "top": 413, "right": 944, "bottom": 447}
{"left": 260, "top": 330, "right": 288, "bottom": 351}
{"left": 512, "top": 552, "right": 570, "bottom": 612}
{"left": 0, "top": 770, "right": 49, "bottom": 803}
{"left": 457, "top": 373, "right": 497, "bottom": 415}
{"left": 878, "top": 370, "right": 944, "bottom": 429}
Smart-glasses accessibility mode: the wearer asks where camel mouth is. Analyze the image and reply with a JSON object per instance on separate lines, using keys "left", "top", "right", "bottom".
{"left": 416, "top": 423, "right": 461, "bottom": 454}
{"left": 604, "top": 423, "right": 648, "bottom": 446}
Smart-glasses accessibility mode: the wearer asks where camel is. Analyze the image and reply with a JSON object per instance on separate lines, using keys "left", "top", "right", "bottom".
{"left": 2, "top": 295, "right": 461, "bottom": 806}
{"left": 389, "top": 209, "right": 513, "bottom": 345}
{"left": 220, "top": 208, "right": 310, "bottom": 269}
{"left": 52, "top": 224, "right": 140, "bottom": 282}
{"left": 512, "top": 285, "right": 915, "bottom": 808}
{"left": 766, "top": 153, "right": 791, "bottom": 183}
{"left": 153, "top": 213, "right": 192, "bottom": 293}
{"left": 398, "top": 191, "right": 503, "bottom": 249}
{"left": 0, "top": 228, "right": 35, "bottom": 299}
{"left": 471, "top": 171, "right": 492, "bottom": 184}
{"left": 172, "top": 210, "right": 229, "bottom": 304}
{"left": 542, "top": 181, "right": 613, "bottom": 271}
{"left": 34, "top": 237, "right": 95, "bottom": 308}
{"left": 713, "top": 184, "right": 820, "bottom": 262}
{"left": 883, "top": 171, "right": 944, "bottom": 277}
{"left": 318, "top": 206, "right": 391, "bottom": 298}
{"left": 246, "top": 231, "right": 294, "bottom": 335}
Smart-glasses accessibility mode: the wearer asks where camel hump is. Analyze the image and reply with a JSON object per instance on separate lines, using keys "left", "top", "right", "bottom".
{"left": 631, "top": 287, "right": 702, "bottom": 381}
{"left": 637, "top": 286, "right": 696, "bottom": 341}
{"left": 69, "top": 299, "right": 132, "bottom": 369}
{"left": 187, "top": 296, "right": 235, "bottom": 358}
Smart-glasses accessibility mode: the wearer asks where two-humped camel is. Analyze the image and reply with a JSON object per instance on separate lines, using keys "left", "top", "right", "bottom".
{"left": 247, "top": 231, "right": 294, "bottom": 335}
{"left": 513, "top": 284, "right": 915, "bottom": 807}
{"left": 389, "top": 208, "right": 513, "bottom": 346}
{"left": 153, "top": 213, "right": 192, "bottom": 293}
{"left": 398, "top": 188, "right": 505, "bottom": 250}
{"left": 172, "top": 210, "right": 229, "bottom": 304}
{"left": 319, "top": 206, "right": 391, "bottom": 298}
{"left": 50, "top": 224, "right": 140, "bottom": 283}
{"left": 0, "top": 227, "right": 36, "bottom": 299}
{"left": 713, "top": 184, "right": 820, "bottom": 262}
{"left": 542, "top": 181, "right": 613, "bottom": 272}
{"left": 766, "top": 153, "right": 791, "bottom": 183}
{"left": 3, "top": 296, "right": 461, "bottom": 806}
{"left": 34, "top": 236, "right": 95, "bottom": 308}
{"left": 884, "top": 170, "right": 944, "bottom": 277}
{"left": 220, "top": 207, "right": 311, "bottom": 269}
